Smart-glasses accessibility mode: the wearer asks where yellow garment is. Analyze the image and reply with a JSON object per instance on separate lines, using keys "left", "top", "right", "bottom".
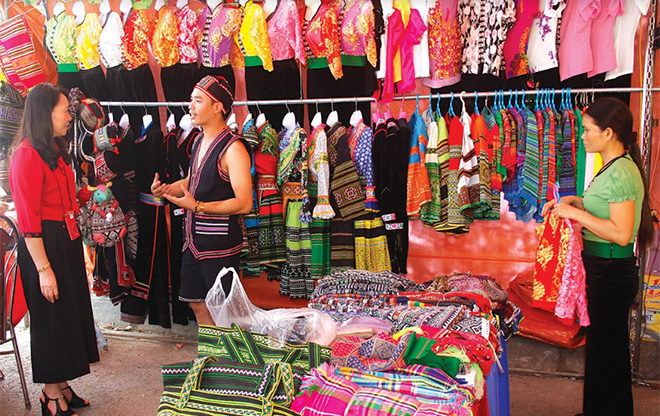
{"left": 50, "top": 14, "right": 77, "bottom": 65}
{"left": 391, "top": 0, "right": 410, "bottom": 84}
{"left": 594, "top": 153, "right": 603, "bottom": 172}
{"left": 75, "top": 13, "right": 103, "bottom": 69}
{"left": 152, "top": 7, "right": 180, "bottom": 67}
{"left": 237, "top": 1, "right": 273, "bottom": 71}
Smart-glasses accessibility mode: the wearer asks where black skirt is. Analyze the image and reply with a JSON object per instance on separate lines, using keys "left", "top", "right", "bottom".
{"left": 18, "top": 221, "right": 99, "bottom": 383}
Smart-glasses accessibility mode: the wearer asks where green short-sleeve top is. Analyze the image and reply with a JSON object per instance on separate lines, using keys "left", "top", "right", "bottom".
{"left": 582, "top": 154, "right": 644, "bottom": 244}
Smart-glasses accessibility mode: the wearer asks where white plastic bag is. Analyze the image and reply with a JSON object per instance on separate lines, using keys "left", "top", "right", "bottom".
{"left": 206, "top": 267, "right": 337, "bottom": 346}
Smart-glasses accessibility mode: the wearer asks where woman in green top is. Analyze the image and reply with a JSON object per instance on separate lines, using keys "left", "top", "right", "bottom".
{"left": 543, "top": 97, "right": 655, "bottom": 416}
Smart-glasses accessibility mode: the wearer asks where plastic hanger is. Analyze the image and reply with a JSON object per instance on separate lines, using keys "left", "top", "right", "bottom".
{"left": 282, "top": 100, "right": 296, "bottom": 130}
{"left": 507, "top": 89, "right": 513, "bottom": 109}
{"left": 255, "top": 101, "right": 266, "bottom": 128}
{"left": 426, "top": 93, "right": 433, "bottom": 119}
{"left": 326, "top": 99, "right": 338, "bottom": 126}
{"left": 448, "top": 92, "right": 455, "bottom": 117}
{"left": 312, "top": 99, "right": 323, "bottom": 128}
{"left": 349, "top": 97, "right": 363, "bottom": 128}
{"left": 176, "top": 0, "right": 189, "bottom": 8}
{"left": 459, "top": 91, "right": 466, "bottom": 116}
{"left": 473, "top": 91, "right": 480, "bottom": 115}
{"left": 118, "top": 103, "right": 130, "bottom": 129}
{"left": 226, "top": 112, "right": 237, "bottom": 130}
{"left": 165, "top": 105, "right": 175, "bottom": 131}
{"left": 73, "top": 0, "right": 85, "bottom": 25}
{"left": 142, "top": 104, "right": 153, "bottom": 130}
{"left": 244, "top": 112, "right": 253, "bottom": 125}
{"left": 435, "top": 93, "right": 442, "bottom": 117}
{"left": 397, "top": 97, "right": 407, "bottom": 119}
{"left": 52, "top": 1, "right": 65, "bottom": 16}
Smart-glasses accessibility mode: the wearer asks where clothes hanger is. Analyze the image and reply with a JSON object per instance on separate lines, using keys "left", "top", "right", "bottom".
{"left": 326, "top": 99, "right": 338, "bottom": 126}
{"left": 166, "top": 106, "right": 176, "bottom": 131}
{"left": 282, "top": 100, "right": 296, "bottom": 130}
{"left": 426, "top": 93, "right": 433, "bottom": 119}
{"left": 397, "top": 97, "right": 406, "bottom": 119}
{"left": 179, "top": 102, "right": 192, "bottom": 132}
{"left": 507, "top": 89, "right": 513, "bottom": 109}
{"left": 459, "top": 91, "right": 466, "bottom": 116}
{"left": 255, "top": 101, "right": 267, "bottom": 128}
{"left": 118, "top": 103, "right": 130, "bottom": 130}
{"left": 473, "top": 91, "right": 480, "bottom": 115}
{"left": 312, "top": 99, "right": 323, "bottom": 128}
{"left": 142, "top": 104, "right": 153, "bottom": 130}
{"left": 448, "top": 92, "right": 455, "bottom": 117}
{"left": 435, "top": 92, "right": 442, "bottom": 117}
{"left": 350, "top": 97, "right": 363, "bottom": 128}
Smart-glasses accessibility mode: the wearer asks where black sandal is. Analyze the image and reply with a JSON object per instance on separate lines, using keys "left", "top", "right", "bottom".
{"left": 40, "top": 390, "right": 75, "bottom": 416}
{"left": 62, "top": 385, "right": 90, "bottom": 408}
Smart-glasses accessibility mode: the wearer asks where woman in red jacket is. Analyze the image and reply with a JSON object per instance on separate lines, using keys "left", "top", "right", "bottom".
{"left": 10, "top": 83, "right": 99, "bottom": 416}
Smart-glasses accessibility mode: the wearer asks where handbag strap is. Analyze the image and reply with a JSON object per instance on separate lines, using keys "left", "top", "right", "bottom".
{"left": 176, "top": 356, "right": 213, "bottom": 409}
{"left": 232, "top": 323, "right": 266, "bottom": 366}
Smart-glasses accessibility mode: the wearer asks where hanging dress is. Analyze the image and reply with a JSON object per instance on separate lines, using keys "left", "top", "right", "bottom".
{"left": 308, "top": 124, "right": 333, "bottom": 279}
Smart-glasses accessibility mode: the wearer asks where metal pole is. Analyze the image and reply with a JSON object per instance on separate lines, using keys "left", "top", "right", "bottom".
{"left": 632, "top": 0, "right": 657, "bottom": 380}
{"left": 98, "top": 88, "right": 660, "bottom": 108}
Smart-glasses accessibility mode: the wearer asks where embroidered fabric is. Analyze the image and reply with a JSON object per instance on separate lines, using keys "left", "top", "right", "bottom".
{"left": 122, "top": 9, "right": 151, "bottom": 70}
{"left": 555, "top": 219, "right": 590, "bottom": 326}
{"left": 151, "top": 6, "right": 180, "bottom": 67}
{"left": 267, "top": 0, "right": 306, "bottom": 63}
{"left": 197, "top": 4, "right": 243, "bottom": 68}
{"left": 423, "top": 0, "right": 461, "bottom": 88}
{"left": 46, "top": 14, "right": 77, "bottom": 65}
{"left": 309, "top": 124, "right": 335, "bottom": 219}
{"left": 347, "top": 121, "right": 378, "bottom": 212}
{"left": 302, "top": 0, "right": 343, "bottom": 79}
{"left": 75, "top": 13, "right": 103, "bottom": 69}
{"left": 175, "top": 5, "right": 200, "bottom": 64}
{"left": 99, "top": 12, "right": 124, "bottom": 68}
{"left": 340, "top": 0, "right": 377, "bottom": 67}
{"left": 238, "top": 1, "right": 273, "bottom": 70}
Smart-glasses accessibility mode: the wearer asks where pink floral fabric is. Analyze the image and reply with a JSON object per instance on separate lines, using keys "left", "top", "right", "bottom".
{"left": 267, "top": 0, "right": 306, "bottom": 63}
{"left": 555, "top": 220, "right": 590, "bottom": 326}
{"left": 175, "top": 4, "right": 200, "bottom": 64}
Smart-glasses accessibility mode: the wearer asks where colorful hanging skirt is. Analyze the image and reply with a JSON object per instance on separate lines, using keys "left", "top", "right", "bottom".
{"left": 257, "top": 175, "right": 286, "bottom": 271}
{"left": 280, "top": 185, "right": 313, "bottom": 299}
{"left": 354, "top": 216, "right": 391, "bottom": 273}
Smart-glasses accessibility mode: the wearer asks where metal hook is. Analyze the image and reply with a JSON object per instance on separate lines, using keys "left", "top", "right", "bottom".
{"left": 355, "top": 96, "right": 358, "bottom": 112}
{"left": 255, "top": 100, "right": 262, "bottom": 114}
{"left": 285, "top": 100, "right": 291, "bottom": 113}
{"left": 331, "top": 98, "right": 334, "bottom": 112}
{"left": 143, "top": 103, "right": 148, "bottom": 115}
{"left": 120, "top": 102, "right": 126, "bottom": 114}
{"left": 315, "top": 98, "right": 319, "bottom": 114}
{"left": 459, "top": 91, "right": 466, "bottom": 113}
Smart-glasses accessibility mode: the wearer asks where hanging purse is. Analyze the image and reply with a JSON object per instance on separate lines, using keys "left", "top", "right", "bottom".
{"left": 197, "top": 323, "right": 331, "bottom": 371}
{"left": 158, "top": 356, "right": 301, "bottom": 416}
{"left": 0, "top": 80, "right": 24, "bottom": 141}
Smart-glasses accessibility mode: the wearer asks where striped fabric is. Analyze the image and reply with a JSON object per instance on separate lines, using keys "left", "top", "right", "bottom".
{"left": 353, "top": 217, "right": 391, "bottom": 273}
{"left": 280, "top": 200, "right": 313, "bottom": 299}
{"left": 310, "top": 218, "right": 331, "bottom": 279}
{"left": 559, "top": 109, "right": 577, "bottom": 196}
{"left": 406, "top": 110, "right": 432, "bottom": 218}
{"left": 437, "top": 115, "right": 469, "bottom": 234}
{"left": 471, "top": 113, "right": 493, "bottom": 220}
{"left": 457, "top": 109, "right": 480, "bottom": 219}
{"left": 420, "top": 112, "right": 442, "bottom": 226}
{"left": 291, "top": 363, "right": 360, "bottom": 415}
{"left": 575, "top": 109, "right": 586, "bottom": 197}
{"left": 197, "top": 324, "right": 331, "bottom": 371}
{"left": 0, "top": 15, "right": 46, "bottom": 93}
{"left": 520, "top": 107, "right": 540, "bottom": 216}
{"left": 434, "top": 113, "right": 450, "bottom": 229}
{"left": 330, "top": 123, "right": 366, "bottom": 221}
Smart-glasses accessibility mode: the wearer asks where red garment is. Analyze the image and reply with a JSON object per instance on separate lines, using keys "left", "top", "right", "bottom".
{"left": 301, "top": 0, "right": 343, "bottom": 79}
{"left": 381, "top": 9, "right": 426, "bottom": 102}
{"left": 122, "top": 9, "right": 152, "bottom": 70}
{"left": 532, "top": 213, "right": 569, "bottom": 313}
{"left": 9, "top": 141, "right": 79, "bottom": 237}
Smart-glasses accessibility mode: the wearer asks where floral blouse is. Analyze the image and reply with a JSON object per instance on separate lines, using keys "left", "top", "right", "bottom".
{"left": 99, "top": 12, "right": 124, "bottom": 68}
{"left": 176, "top": 5, "right": 200, "bottom": 64}
{"left": 151, "top": 6, "right": 180, "bottom": 67}
{"left": 45, "top": 13, "right": 77, "bottom": 67}
{"left": 340, "top": 0, "right": 377, "bottom": 67}
{"left": 302, "top": 0, "right": 343, "bottom": 79}
{"left": 197, "top": 2, "right": 244, "bottom": 68}
{"left": 237, "top": 0, "right": 273, "bottom": 71}
{"left": 527, "top": 0, "right": 566, "bottom": 73}
{"left": 423, "top": 0, "right": 461, "bottom": 88}
{"left": 502, "top": 0, "right": 540, "bottom": 79}
{"left": 122, "top": 9, "right": 152, "bottom": 70}
{"left": 75, "top": 13, "right": 103, "bottom": 70}
{"left": 308, "top": 124, "right": 335, "bottom": 218}
{"left": 267, "top": 0, "right": 305, "bottom": 63}
{"left": 348, "top": 120, "right": 378, "bottom": 212}
{"left": 458, "top": 0, "right": 516, "bottom": 76}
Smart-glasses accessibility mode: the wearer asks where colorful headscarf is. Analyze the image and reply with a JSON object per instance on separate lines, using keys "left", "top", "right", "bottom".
{"left": 193, "top": 75, "right": 234, "bottom": 118}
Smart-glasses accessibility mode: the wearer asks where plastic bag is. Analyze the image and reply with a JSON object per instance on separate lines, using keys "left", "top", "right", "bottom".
{"left": 206, "top": 267, "right": 337, "bottom": 346}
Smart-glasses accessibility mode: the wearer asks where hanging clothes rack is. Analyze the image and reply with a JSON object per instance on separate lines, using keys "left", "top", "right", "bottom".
{"left": 98, "top": 87, "right": 660, "bottom": 108}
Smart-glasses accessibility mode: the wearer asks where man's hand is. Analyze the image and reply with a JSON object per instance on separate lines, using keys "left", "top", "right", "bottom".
{"left": 151, "top": 173, "right": 171, "bottom": 198}
{"left": 163, "top": 184, "right": 196, "bottom": 211}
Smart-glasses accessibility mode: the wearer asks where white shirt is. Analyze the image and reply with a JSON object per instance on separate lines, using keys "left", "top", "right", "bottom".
{"left": 526, "top": 0, "right": 566, "bottom": 73}
{"left": 411, "top": 0, "right": 430, "bottom": 78}
{"left": 605, "top": 0, "right": 651, "bottom": 81}
{"left": 98, "top": 12, "right": 124, "bottom": 68}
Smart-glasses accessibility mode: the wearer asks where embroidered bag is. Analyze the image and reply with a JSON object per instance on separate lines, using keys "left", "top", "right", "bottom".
{"left": 157, "top": 356, "right": 300, "bottom": 416}
{"left": 0, "top": 81, "right": 24, "bottom": 140}
{"left": 197, "top": 323, "right": 331, "bottom": 371}
{"left": 80, "top": 183, "right": 127, "bottom": 247}
{"left": 161, "top": 356, "right": 306, "bottom": 404}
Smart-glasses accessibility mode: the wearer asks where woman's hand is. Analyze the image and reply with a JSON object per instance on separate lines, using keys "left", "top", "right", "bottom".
{"left": 150, "top": 173, "right": 170, "bottom": 198}
{"left": 552, "top": 203, "right": 582, "bottom": 222}
{"left": 163, "top": 184, "right": 196, "bottom": 211}
{"left": 39, "top": 268, "right": 58, "bottom": 303}
{"left": 541, "top": 199, "right": 556, "bottom": 216}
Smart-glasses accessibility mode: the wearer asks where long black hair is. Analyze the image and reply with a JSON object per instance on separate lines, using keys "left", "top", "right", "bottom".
{"left": 11, "top": 83, "right": 71, "bottom": 170}
{"left": 585, "top": 97, "right": 655, "bottom": 253}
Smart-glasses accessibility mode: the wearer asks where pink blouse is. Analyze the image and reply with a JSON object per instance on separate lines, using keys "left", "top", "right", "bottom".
{"left": 340, "top": 0, "right": 377, "bottom": 67}
{"left": 381, "top": 8, "right": 426, "bottom": 103}
{"left": 197, "top": 2, "right": 243, "bottom": 68}
{"left": 424, "top": 0, "right": 461, "bottom": 88}
{"left": 588, "top": 0, "right": 624, "bottom": 77}
{"left": 502, "top": 0, "right": 540, "bottom": 79}
{"left": 267, "top": 0, "right": 306, "bottom": 63}
{"left": 558, "top": 0, "right": 600, "bottom": 81}
{"left": 176, "top": 5, "right": 200, "bottom": 64}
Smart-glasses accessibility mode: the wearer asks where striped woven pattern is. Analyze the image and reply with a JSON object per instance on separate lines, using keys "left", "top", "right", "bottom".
{"left": 0, "top": 15, "right": 46, "bottom": 93}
